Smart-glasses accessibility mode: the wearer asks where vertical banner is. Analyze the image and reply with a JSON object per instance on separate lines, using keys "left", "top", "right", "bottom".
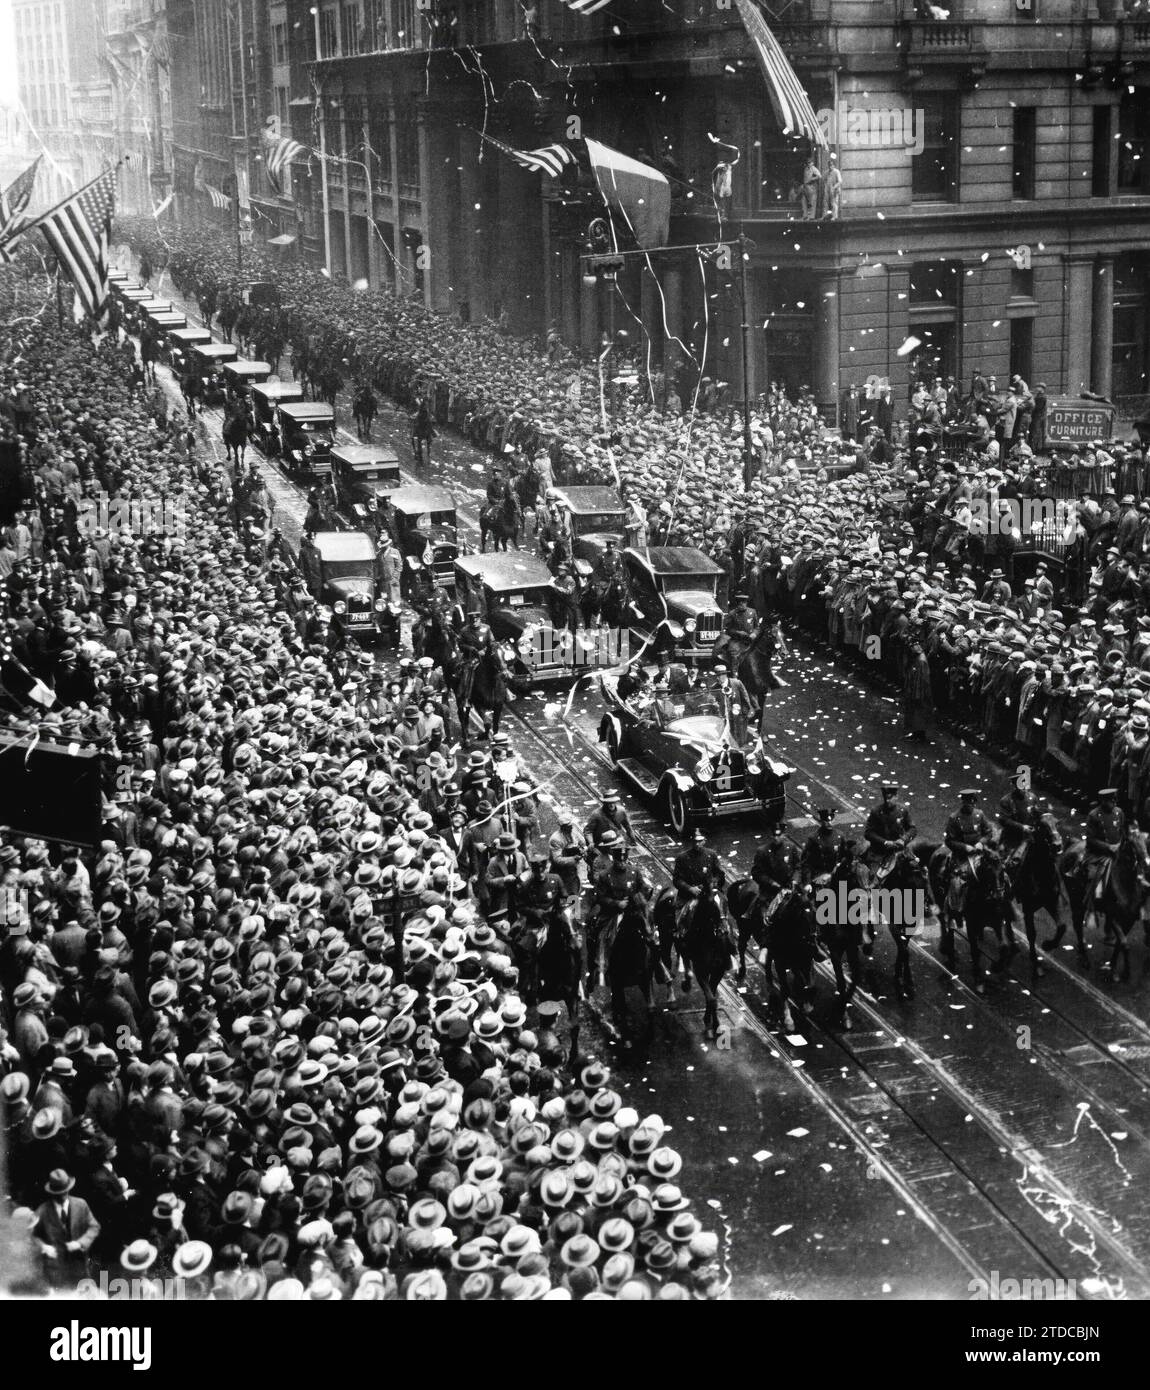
{"left": 235, "top": 163, "right": 251, "bottom": 212}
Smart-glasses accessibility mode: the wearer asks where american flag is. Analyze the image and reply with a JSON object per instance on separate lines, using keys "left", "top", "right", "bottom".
{"left": 264, "top": 134, "right": 308, "bottom": 196}
{"left": 204, "top": 183, "right": 232, "bottom": 211}
{"left": 734, "top": 0, "right": 827, "bottom": 148}
{"left": 34, "top": 167, "right": 117, "bottom": 322}
{"left": 0, "top": 156, "right": 41, "bottom": 258}
{"left": 562, "top": 0, "right": 612, "bottom": 13}
{"left": 478, "top": 133, "right": 575, "bottom": 178}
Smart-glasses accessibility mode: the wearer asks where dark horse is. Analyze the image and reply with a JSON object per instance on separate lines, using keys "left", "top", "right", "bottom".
{"left": 581, "top": 572, "right": 636, "bottom": 630}
{"left": 817, "top": 851, "right": 872, "bottom": 1029}
{"left": 927, "top": 843, "right": 1012, "bottom": 992}
{"left": 1004, "top": 812, "right": 1064, "bottom": 977}
{"left": 222, "top": 403, "right": 250, "bottom": 468}
{"left": 728, "top": 879, "right": 821, "bottom": 1032}
{"left": 651, "top": 884, "right": 733, "bottom": 1038}
{"left": 868, "top": 846, "right": 931, "bottom": 1001}
{"left": 604, "top": 900, "right": 658, "bottom": 1044}
{"left": 515, "top": 460, "right": 544, "bottom": 522}
{"left": 734, "top": 621, "right": 786, "bottom": 710}
{"left": 458, "top": 645, "right": 512, "bottom": 741}
{"left": 512, "top": 903, "right": 583, "bottom": 1062}
{"left": 1052, "top": 829, "right": 1150, "bottom": 980}
{"left": 480, "top": 493, "right": 522, "bottom": 552}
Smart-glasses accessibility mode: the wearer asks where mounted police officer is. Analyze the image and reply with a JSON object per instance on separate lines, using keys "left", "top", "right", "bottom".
{"left": 996, "top": 772, "right": 1039, "bottom": 872}
{"left": 863, "top": 784, "right": 915, "bottom": 871}
{"left": 749, "top": 817, "right": 801, "bottom": 931}
{"left": 1083, "top": 786, "right": 1126, "bottom": 913}
{"left": 801, "top": 808, "right": 847, "bottom": 887}
{"left": 587, "top": 835, "right": 653, "bottom": 991}
{"left": 672, "top": 827, "right": 724, "bottom": 935}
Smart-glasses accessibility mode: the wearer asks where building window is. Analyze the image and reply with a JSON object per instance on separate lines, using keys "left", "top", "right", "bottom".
{"left": 272, "top": 21, "right": 288, "bottom": 65}
{"left": 1118, "top": 90, "right": 1150, "bottom": 193}
{"left": 370, "top": 104, "right": 393, "bottom": 186}
{"left": 1009, "top": 318, "right": 1033, "bottom": 387}
{"left": 319, "top": 5, "right": 339, "bottom": 58}
{"left": 1010, "top": 266, "right": 1034, "bottom": 299}
{"left": 341, "top": 2, "right": 361, "bottom": 55}
{"left": 394, "top": 0, "right": 418, "bottom": 49}
{"left": 1093, "top": 104, "right": 1113, "bottom": 197}
{"left": 1012, "top": 106, "right": 1036, "bottom": 200}
{"left": 909, "top": 260, "right": 961, "bottom": 306}
{"left": 912, "top": 94, "right": 958, "bottom": 202}
{"left": 764, "top": 271, "right": 815, "bottom": 397}
{"left": 396, "top": 113, "right": 420, "bottom": 198}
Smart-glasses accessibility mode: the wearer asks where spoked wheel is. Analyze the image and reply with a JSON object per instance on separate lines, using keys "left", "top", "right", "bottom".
{"left": 605, "top": 724, "right": 622, "bottom": 765}
{"left": 662, "top": 781, "right": 690, "bottom": 837}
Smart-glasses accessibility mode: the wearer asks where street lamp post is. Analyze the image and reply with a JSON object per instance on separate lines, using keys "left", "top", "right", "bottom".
{"left": 736, "top": 228, "right": 754, "bottom": 492}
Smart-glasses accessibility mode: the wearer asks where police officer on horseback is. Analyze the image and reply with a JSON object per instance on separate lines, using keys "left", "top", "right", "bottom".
{"left": 1084, "top": 786, "right": 1126, "bottom": 906}
{"left": 997, "top": 772, "right": 1039, "bottom": 872}
{"left": 864, "top": 784, "right": 916, "bottom": 870}
{"left": 944, "top": 790, "right": 994, "bottom": 864}
{"left": 750, "top": 818, "right": 801, "bottom": 928}
{"left": 672, "top": 827, "right": 724, "bottom": 934}
{"left": 587, "top": 835, "right": 654, "bottom": 991}
{"left": 802, "top": 808, "right": 847, "bottom": 887}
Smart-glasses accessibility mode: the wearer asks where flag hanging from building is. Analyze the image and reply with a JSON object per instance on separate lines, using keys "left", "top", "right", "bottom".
{"left": 263, "top": 127, "right": 308, "bottom": 196}
{"left": 477, "top": 132, "right": 575, "bottom": 178}
{"left": 32, "top": 167, "right": 117, "bottom": 322}
{"left": 584, "top": 138, "right": 670, "bottom": 250}
{"left": 0, "top": 156, "right": 41, "bottom": 257}
{"left": 204, "top": 184, "right": 232, "bottom": 211}
{"left": 562, "top": 0, "right": 612, "bottom": 14}
{"left": 734, "top": 0, "right": 827, "bottom": 148}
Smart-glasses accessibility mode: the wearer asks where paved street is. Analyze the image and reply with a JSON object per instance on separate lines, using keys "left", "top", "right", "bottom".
{"left": 121, "top": 256, "right": 1150, "bottom": 1300}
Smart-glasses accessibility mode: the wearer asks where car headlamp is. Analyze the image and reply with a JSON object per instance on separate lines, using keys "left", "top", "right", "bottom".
{"left": 684, "top": 618, "right": 697, "bottom": 634}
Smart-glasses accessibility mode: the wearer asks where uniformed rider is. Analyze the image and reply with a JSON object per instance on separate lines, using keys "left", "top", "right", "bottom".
{"left": 996, "top": 773, "right": 1040, "bottom": 871}
{"left": 801, "top": 807, "right": 848, "bottom": 887}
{"left": 672, "top": 827, "right": 724, "bottom": 931}
{"left": 587, "top": 838, "right": 654, "bottom": 989}
{"left": 1083, "top": 786, "right": 1126, "bottom": 905}
{"left": 749, "top": 819, "right": 801, "bottom": 927}
{"left": 864, "top": 784, "right": 916, "bottom": 870}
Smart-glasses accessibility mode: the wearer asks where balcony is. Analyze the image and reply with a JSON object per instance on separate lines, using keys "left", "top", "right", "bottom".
{"left": 900, "top": 19, "right": 986, "bottom": 78}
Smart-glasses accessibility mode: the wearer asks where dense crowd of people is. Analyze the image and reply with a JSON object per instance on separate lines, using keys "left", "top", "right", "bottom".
{"left": 0, "top": 268, "right": 726, "bottom": 1300}
{"left": 115, "top": 217, "right": 1150, "bottom": 813}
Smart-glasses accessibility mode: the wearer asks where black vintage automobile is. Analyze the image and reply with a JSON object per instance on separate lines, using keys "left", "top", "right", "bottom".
{"left": 298, "top": 530, "right": 385, "bottom": 639}
{"left": 332, "top": 443, "right": 401, "bottom": 522}
{"left": 621, "top": 546, "right": 727, "bottom": 663}
{"left": 598, "top": 674, "right": 791, "bottom": 835}
{"left": 278, "top": 401, "right": 335, "bottom": 480}
{"left": 222, "top": 360, "right": 272, "bottom": 398}
{"left": 453, "top": 553, "right": 624, "bottom": 684}
{"left": 189, "top": 342, "right": 239, "bottom": 406}
{"left": 550, "top": 485, "right": 627, "bottom": 570}
{"left": 386, "top": 485, "right": 458, "bottom": 593}
{"left": 167, "top": 327, "right": 212, "bottom": 375}
{"left": 251, "top": 382, "right": 304, "bottom": 456}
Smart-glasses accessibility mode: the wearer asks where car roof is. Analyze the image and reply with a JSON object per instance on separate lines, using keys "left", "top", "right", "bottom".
{"left": 389, "top": 485, "right": 455, "bottom": 514}
{"left": 224, "top": 360, "right": 271, "bottom": 375}
{"left": 193, "top": 343, "right": 238, "bottom": 358}
{"left": 170, "top": 328, "right": 211, "bottom": 342}
{"left": 332, "top": 444, "right": 400, "bottom": 467}
{"left": 151, "top": 313, "right": 186, "bottom": 323}
{"left": 455, "top": 553, "right": 554, "bottom": 590}
{"left": 305, "top": 530, "right": 376, "bottom": 562}
{"left": 278, "top": 402, "right": 334, "bottom": 421}
{"left": 552, "top": 485, "right": 625, "bottom": 514}
{"left": 624, "top": 545, "right": 722, "bottom": 577}
{"left": 252, "top": 382, "right": 303, "bottom": 400}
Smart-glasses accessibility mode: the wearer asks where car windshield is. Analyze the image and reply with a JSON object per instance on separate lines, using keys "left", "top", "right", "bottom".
{"left": 298, "top": 421, "right": 333, "bottom": 434}
{"left": 571, "top": 512, "right": 625, "bottom": 534}
{"left": 324, "top": 560, "right": 373, "bottom": 579}
{"left": 658, "top": 689, "right": 722, "bottom": 723}
{"left": 493, "top": 586, "right": 552, "bottom": 609}
{"left": 659, "top": 574, "right": 716, "bottom": 595}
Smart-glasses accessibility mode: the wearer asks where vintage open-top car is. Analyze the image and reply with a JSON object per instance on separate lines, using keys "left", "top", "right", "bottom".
{"left": 298, "top": 530, "right": 385, "bottom": 638}
{"left": 621, "top": 546, "right": 727, "bottom": 663}
{"left": 278, "top": 401, "right": 335, "bottom": 479}
{"left": 387, "top": 485, "right": 458, "bottom": 593}
{"left": 332, "top": 444, "right": 402, "bottom": 520}
{"left": 550, "top": 485, "right": 627, "bottom": 569}
{"left": 598, "top": 673, "right": 791, "bottom": 834}
{"left": 251, "top": 382, "right": 305, "bottom": 456}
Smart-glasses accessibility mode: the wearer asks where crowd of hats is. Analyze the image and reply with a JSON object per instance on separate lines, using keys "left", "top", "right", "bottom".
{"left": 0, "top": 268, "right": 727, "bottom": 1300}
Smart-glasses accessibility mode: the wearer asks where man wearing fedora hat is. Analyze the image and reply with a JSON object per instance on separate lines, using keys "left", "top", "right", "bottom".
{"left": 33, "top": 1169, "right": 100, "bottom": 1288}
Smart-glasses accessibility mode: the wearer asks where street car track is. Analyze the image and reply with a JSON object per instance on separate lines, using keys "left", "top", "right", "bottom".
{"left": 502, "top": 702, "right": 1117, "bottom": 1295}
